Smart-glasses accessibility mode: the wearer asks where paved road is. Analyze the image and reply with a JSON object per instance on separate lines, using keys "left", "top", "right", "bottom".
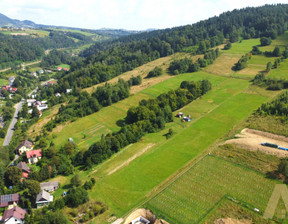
{"left": 2, "top": 79, "right": 56, "bottom": 147}
{"left": 2, "top": 100, "right": 24, "bottom": 146}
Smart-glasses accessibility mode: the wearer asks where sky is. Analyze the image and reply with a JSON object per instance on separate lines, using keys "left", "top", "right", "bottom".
{"left": 1, "top": 0, "right": 288, "bottom": 30}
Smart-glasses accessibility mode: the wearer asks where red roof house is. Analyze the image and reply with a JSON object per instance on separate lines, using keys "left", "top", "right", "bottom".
{"left": 1, "top": 206, "right": 26, "bottom": 223}
{"left": 26, "top": 149, "right": 42, "bottom": 164}
{"left": 16, "top": 162, "right": 30, "bottom": 179}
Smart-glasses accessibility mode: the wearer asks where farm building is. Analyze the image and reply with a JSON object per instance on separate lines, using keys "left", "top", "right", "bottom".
{"left": 40, "top": 181, "right": 59, "bottom": 192}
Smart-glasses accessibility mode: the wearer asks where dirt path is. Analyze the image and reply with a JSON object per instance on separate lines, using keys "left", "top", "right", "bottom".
{"left": 108, "top": 143, "right": 155, "bottom": 176}
{"left": 225, "top": 128, "right": 288, "bottom": 157}
{"left": 214, "top": 218, "right": 251, "bottom": 224}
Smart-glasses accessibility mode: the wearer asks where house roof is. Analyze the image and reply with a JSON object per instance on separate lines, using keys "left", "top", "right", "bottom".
{"left": 1, "top": 206, "right": 26, "bottom": 221}
{"left": 16, "top": 162, "right": 29, "bottom": 173}
{"left": 0, "top": 194, "right": 20, "bottom": 207}
{"left": 36, "top": 190, "right": 53, "bottom": 203}
{"left": 40, "top": 181, "right": 59, "bottom": 191}
{"left": 16, "top": 140, "right": 33, "bottom": 151}
{"left": 26, "top": 149, "right": 42, "bottom": 159}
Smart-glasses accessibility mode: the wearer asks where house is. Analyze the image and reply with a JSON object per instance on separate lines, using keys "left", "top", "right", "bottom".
{"left": 55, "top": 93, "right": 61, "bottom": 97}
{"left": 8, "top": 77, "right": 15, "bottom": 86}
{"left": 16, "top": 162, "right": 30, "bottom": 179}
{"left": 37, "top": 104, "right": 48, "bottom": 111}
{"left": 63, "top": 68, "right": 69, "bottom": 71}
{"left": 47, "top": 80, "right": 56, "bottom": 85}
{"left": 1, "top": 206, "right": 26, "bottom": 224}
{"left": 40, "top": 181, "right": 59, "bottom": 192}
{"left": 2, "top": 86, "right": 17, "bottom": 93}
{"left": 36, "top": 190, "right": 53, "bottom": 208}
{"left": 31, "top": 72, "right": 37, "bottom": 77}
{"left": 16, "top": 140, "right": 33, "bottom": 155}
{"left": 66, "top": 89, "right": 72, "bottom": 93}
{"left": 38, "top": 69, "right": 44, "bottom": 74}
{"left": 57, "top": 67, "right": 62, "bottom": 71}
{"left": 26, "top": 99, "right": 36, "bottom": 107}
{"left": 131, "top": 216, "right": 150, "bottom": 224}
{"left": 26, "top": 149, "right": 42, "bottom": 164}
{"left": 0, "top": 194, "right": 20, "bottom": 208}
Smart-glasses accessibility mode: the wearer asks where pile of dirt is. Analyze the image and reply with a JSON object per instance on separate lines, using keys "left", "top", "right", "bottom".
{"left": 214, "top": 218, "right": 251, "bottom": 224}
{"left": 225, "top": 128, "right": 288, "bottom": 157}
{"left": 124, "top": 208, "right": 169, "bottom": 224}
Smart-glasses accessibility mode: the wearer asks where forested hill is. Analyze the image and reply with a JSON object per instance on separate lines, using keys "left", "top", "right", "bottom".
{"left": 54, "top": 4, "right": 288, "bottom": 91}
{"left": 82, "top": 4, "right": 288, "bottom": 57}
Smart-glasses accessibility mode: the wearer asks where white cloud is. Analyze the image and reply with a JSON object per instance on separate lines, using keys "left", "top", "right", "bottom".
{"left": 0, "top": 0, "right": 287, "bottom": 30}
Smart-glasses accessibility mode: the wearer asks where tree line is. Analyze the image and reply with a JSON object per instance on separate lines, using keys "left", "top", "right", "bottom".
{"left": 44, "top": 76, "right": 141, "bottom": 131}
{"left": 169, "top": 49, "right": 220, "bottom": 75}
{"left": 74, "top": 80, "right": 212, "bottom": 169}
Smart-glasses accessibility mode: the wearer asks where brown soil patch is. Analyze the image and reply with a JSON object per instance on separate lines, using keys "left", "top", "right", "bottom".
{"left": 204, "top": 54, "right": 240, "bottom": 76}
{"left": 11, "top": 33, "right": 28, "bottom": 36}
{"left": 214, "top": 218, "right": 251, "bottom": 224}
{"left": 27, "top": 105, "right": 61, "bottom": 137}
{"left": 124, "top": 208, "right": 169, "bottom": 224}
{"left": 108, "top": 143, "right": 155, "bottom": 176}
{"left": 225, "top": 128, "right": 288, "bottom": 157}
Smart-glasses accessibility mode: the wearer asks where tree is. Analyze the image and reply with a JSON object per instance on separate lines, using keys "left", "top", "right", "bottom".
{"left": 273, "top": 46, "right": 281, "bottom": 57}
{"left": 266, "top": 62, "right": 272, "bottom": 72}
{"left": 64, "top": 142, "right": 75, "bottom": 156}
{"left": 260, "top": 37, "right": 272, "bottom": 46}
{"left": 31, "top": 106, "right": 40, "bottom": 118}
{"left": 5, "top": 166, "right": 22, "bottom": 186}
{"left": 65, "top": 187, "right": 89, "bottom": 207}
{"left": 70, "top": 174, "right": 82, "bottom": 187}
{"left": 26, "top": 180, "right": 41, "bottom": 199}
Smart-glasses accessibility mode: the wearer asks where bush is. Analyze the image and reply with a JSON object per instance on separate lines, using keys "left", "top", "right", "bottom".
{"left": 146, "top": 66, "right": 163, "bottom": 78}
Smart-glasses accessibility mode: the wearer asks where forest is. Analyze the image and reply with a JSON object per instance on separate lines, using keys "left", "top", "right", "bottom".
{"left": 52, "top": 4, "right": 288, "bottom": 92}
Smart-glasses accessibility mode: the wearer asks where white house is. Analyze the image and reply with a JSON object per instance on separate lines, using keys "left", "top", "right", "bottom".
{"left": 36, "top": 190, "right": 53, "bottom": 208}
{"left": 131, "top": 216, "right": 150, "bottom": 224}
{"left": 16, "top": 140, "right": 33, "bottom": 155}
{"left": 1, "top": 206, "right": 26, "bottom": 224}
{"left": 26, "top": 99, "right": 36, "bottom": 107}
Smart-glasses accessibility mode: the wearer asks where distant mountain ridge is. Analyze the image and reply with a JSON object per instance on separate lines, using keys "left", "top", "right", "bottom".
{"left": 0, "top": 13, "right": 152, "bottom": 37}
{"left": 0, "top": 13, "right": 36, "bottom": 28}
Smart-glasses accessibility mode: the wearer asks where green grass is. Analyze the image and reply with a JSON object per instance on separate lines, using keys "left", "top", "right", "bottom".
{"left": 52, "top": 72, "right": 225, "bottom": 149}
{"left": 0, "top": 79, "right": 8, "bottom": 86}
{"left": 268, "top": 58, "right": 288, "bottom": 80}
{"left": 225, "top": 39, "right": 260, "bottom": 54}
{"left": 0, "top": 29, "right": 50, "bottom": 37}
{"left": 146, "top": 156, "right": 280, "bottom": 224}
{"left": 89, "top": 78, "right": 270, "bottom": 217}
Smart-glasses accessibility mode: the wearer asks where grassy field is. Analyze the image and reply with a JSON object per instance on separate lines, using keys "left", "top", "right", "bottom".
{"left": 89, "top": 78, "right": 270, "bottom": 217}
{"left": 146, "top": 156, "right": 280, "bottom": 224}
{"left": 0, "top": 29, "right": 50, "bottom": 37}
{"left": 26, "top": 35, "right": 288, "bottom": 223}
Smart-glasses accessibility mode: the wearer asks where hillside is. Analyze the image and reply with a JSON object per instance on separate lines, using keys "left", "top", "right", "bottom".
{"left": 0, "top": 13, "right": 36, "bottom": 28}
{"left": 2, "top": 4, "right": 288, "bottom": 224}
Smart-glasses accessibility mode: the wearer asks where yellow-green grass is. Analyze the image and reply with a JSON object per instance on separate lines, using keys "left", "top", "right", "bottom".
{"left": 56, "top": 64, "right": 70, "bottom": 69}
{"left": 146, "top": 156, "right": 279, "bottom": 224}
{"left": 89, "top": 78, "right": 270, "bottom": 217}
{"left": 52, "top": 72, "right": 225, "bottom": 149}
{"left": 0, "top": 29, "right": 50, "bottom": 37}
{"left": 261, "top": 32, "right": 288, "bottom": 52}
{"left": 0, "top": 79, "right": 8, "bottom": 86}
{"left": 268, "top": 58, "right": 288, "bottom": 80}
{"left": 50, "top": 28, "right": 95, "bottom": 36}
{"left": 224, "top": 38, "right": 260, "bottom": 54}
{"left": 201, "top": 199, "right": 274, "bottom": 224}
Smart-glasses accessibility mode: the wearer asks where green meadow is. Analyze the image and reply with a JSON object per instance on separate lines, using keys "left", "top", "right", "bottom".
{"left": 89, "top": 78, "right": 269, "bottom": 216}
{"left": 44, "top": 36, "right": 288, "bottom": 223}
